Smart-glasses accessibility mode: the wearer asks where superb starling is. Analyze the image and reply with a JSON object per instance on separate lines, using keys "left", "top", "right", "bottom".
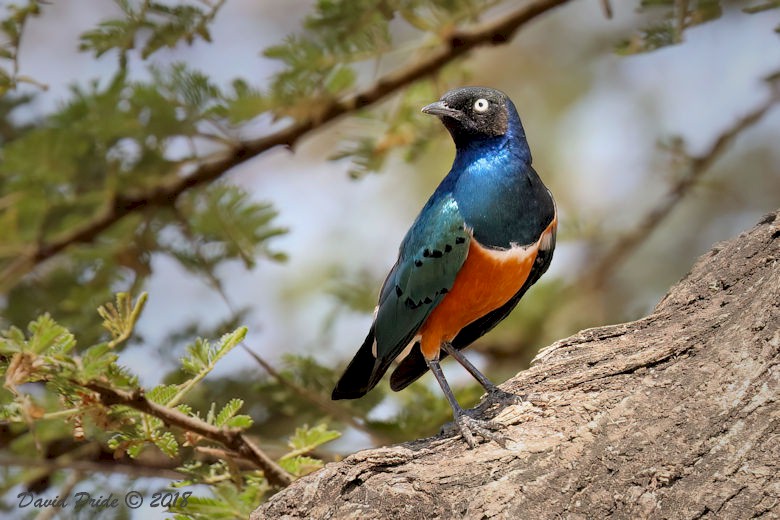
{"left": 332, "top": 87, "right": 557, "bottom": 448}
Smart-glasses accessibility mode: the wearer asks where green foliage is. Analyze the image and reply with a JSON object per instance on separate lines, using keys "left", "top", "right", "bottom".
{"left": 0, "top": 294, "right": 339, "bottom": 518}
{"left": 2, "top": 314, "right": 76, "bottom": 357}
{"left": 176, "top": 184, "right": 288, "bottom": 268}
{"left": 79, "top": 0, "right": 225, "bottom": 67}
{"left": 260, "top": 0, "right": 494, "bottom": 129}
{"left": 0, "top": 62, "right": 287, "bottom": 335}
{"left": 218, "top": 399, "right": 254, "bottom": 429}
{"left": 0, "top": 6, "right": 290, "bottom": 338}
{"left": 615, "top": 0, "right": 777, "bottom": 55}
{"left": 172, "top": 423, "right": 342, "bottom": 519}
{"left": 255, "top": 355, "right": 365, "bottom": 434}
{"left": 743, "top": 1, "right": 780, "bottom": 32}
{"left": 279, "top": 423, "right": 341, "bottom": 476}
{"left": 98, "top": 292, "right": 148, "bottom": 348}
{"left": 223, "top": 79, "right": 269, "bottom": 124}
{"left": 284, "top": 423, "right": 341, "bottom": 458}
{"left": 178, "top": 328, "right": 246, "bottom": 398}
{"left": 169, "top": 476, "right": 270, "bottom": 520}
{"left": 330, "top": 68, "right": 471, "bottom": 178}
{"left": 0, "top": 0, "right": 45, "bottom": 94}
{"left": 262, "top": 0, "right": 395, "bottom": 114}
{"left": 324, "top": 267, "right": 380, "bottom": 316}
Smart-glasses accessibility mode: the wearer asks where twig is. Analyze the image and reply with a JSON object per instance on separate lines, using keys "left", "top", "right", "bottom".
{"left": 83, "top": 383, "right": 294, "bottom": 487}
{"left": 195, "top": 445, "right": 257, "bottom": 470}
{"left": 674, "top": 0, "right": 689, "bottom": 43}
{"left": 0, "top": 0, "right": 572, "bottom": 292}
{"left": 168, "top": 206, "right": 236, "bottom": 312}
{"left": 584, "top": 91, "right": 780, "bottom": 290}
{"left": 242, "top": 345, "right": 394, "bottom": 446}
{"left": 600, "top": 0, "right": 613, "bottom": 19}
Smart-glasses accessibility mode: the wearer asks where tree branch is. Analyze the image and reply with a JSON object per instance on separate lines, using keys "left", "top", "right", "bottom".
{"left": 83, "top": 383, "right": 294, "bottom": 488}
{"left": 584, "top": 88, "right": 780, "bottom": 290}
{"left": 194, "top": 446, "right": 257, "bottom": 471}
{"left": 0, "top": 0, "right": 572, "bottom": 292}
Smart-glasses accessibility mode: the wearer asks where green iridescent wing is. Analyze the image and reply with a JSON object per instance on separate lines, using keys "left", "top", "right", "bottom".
{"left": 332, "top": 194, "right": 471, "bottom": 399}
{"left": 373, "top": 194, "right": 470, "bottom": 360}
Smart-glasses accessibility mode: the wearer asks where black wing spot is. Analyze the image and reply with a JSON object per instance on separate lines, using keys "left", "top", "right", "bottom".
{"left": 404, "top": 297, "right": 427, "bottom": 309}
{"left": 414, "top": 259, "right": 423, "bottom": 267}
{"left": 444, "top": 244, "right": 452, "bottom": 253}
{"left": 440, "top": 287, "right": 448, "bottom": 294}
{"left": 423, "top": 296, "right": 432, "bottom": 304}
{"left": 431, "top": 249, "right": 443, "bottom": 258}
{"left": 395, "top": 285, "right": 403, "bottom": 297}
{"left": 423, "top": 248, "right": 431, "bottom": 257}
{"left": 455, "top": 236, "right": 466, "bottom": 244}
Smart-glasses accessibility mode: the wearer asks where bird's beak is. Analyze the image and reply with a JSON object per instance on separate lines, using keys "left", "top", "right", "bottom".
{"left": 421, "top": 100, "right": 462, "bottom": 119}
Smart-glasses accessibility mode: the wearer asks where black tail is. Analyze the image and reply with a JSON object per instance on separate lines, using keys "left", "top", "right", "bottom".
{"left": 332, "top": 326, "right": 392, "bottom": 400}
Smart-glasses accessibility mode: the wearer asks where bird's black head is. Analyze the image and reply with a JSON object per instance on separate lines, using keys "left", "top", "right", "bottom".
{"left": 421, "top": 86, "right": 520, "bottom": 147}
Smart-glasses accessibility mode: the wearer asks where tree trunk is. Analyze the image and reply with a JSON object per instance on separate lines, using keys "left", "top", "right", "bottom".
{"left": 253, "top": 210, "right": 780, "bottom": 520}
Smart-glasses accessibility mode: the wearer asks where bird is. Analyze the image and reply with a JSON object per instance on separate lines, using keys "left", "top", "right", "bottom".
{"left": 332, "top": 86, "right": 557, "bottom": 448}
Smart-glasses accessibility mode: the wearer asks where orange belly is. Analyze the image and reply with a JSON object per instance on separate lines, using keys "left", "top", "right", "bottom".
{"left": 418, "top": 218, "right": 556, "bottom": 360}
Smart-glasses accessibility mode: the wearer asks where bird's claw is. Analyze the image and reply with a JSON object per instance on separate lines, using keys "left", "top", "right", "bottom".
{"left": 453, "top": 413, "right": 510, "bottom": 449}
{"left": 486, "top": 386, "right": 525, "bottom": 406}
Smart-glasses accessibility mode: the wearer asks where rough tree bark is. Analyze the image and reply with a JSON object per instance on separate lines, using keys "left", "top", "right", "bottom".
{"left": 253, "top": 210, "right": 779, "bottom": 520}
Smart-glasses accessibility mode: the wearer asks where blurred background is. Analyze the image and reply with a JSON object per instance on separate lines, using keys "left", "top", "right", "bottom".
{"left": 1, "top": 0, "right": 779, "bottom": 517}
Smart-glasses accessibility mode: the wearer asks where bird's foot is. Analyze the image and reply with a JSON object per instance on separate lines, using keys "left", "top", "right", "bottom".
{"left": 485, "top": 386, "right": 525, "bottom": 406}
{"left": 451, "top": 413, "right": 510, "bottom": 449}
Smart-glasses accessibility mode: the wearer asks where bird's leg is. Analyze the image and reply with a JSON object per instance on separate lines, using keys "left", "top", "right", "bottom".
{"left": 440, "top": 341, "right": 498, "bottom": 394}
{"left": 440, "top": 342, "right": 523, "bottom": 404}
{"left": 426, "top": 355, "right": 509, "bottom": 449}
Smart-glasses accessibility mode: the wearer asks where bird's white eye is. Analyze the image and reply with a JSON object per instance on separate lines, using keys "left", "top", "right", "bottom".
{"left": 473, "top": 98, "right": 489, "bottom": 113}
